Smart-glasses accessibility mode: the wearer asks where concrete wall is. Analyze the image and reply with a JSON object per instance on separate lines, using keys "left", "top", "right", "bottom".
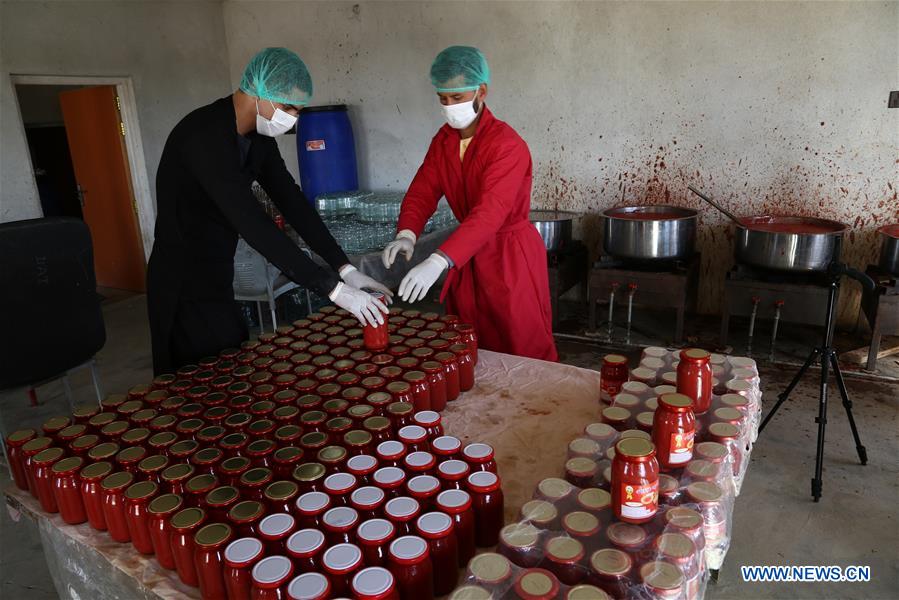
{"left": 0, "top": 0, "right": 232, "bottom": 225}
{"left": 224, "top": 0, "right": 899, "bottom": 321}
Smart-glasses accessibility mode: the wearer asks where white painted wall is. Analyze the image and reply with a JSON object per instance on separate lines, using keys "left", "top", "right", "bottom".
{"left": 224, "top": 0, "right": 899, "bottom": 320}
{"left": 0, "top": 0, "right": 232, "bottom": 229}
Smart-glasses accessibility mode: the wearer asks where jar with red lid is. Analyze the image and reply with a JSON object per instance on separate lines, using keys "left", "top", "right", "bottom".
{"left": 406, "top": 475, "right": 441, "bottom": 511}
{"left": 194, "top": 522, "right": 233, "bottom": 599}
{"left": 384, "top": 496, "right": 421, "bottom": 535}
{"left": 387, "top": 536, "right": 433, "bottom": 600}
{"left": 373, "top": 466, "right": 407, "bottom": 499}
{"left": 31, "top": 447, "right": 65, "bottom": 512}
{"left": 386, "top": 402, "right": 414, "bottom": 432}
{"left": 436, "top": 459, "right": 470, "bottom": 491}
{"left": 286, "top": 528, "right": 326, "bottom": 573}
{"left": 677, "top": 349, "right": 713, "bottom": 414}
{"left": 257, "top": 512, "right": 297, "bottom": 555}
{"left": 466, "top": 471, "right": 504, "bottom": 547}
{"left": 639, "top": 560, "right": 684, "bottom": 599}
{"left": 6, "top": 429, "right": 37, "bottom": 491}
{"left": 350, "top": 485, "right": 386, "bottom": 521}
{"left": 346, "top": 454, "right": 379, "bottom": 485}
{"left": 497, "top": 521, "right": 542, "bottom": 567}
{"left": 435, "top": 489, "right": 476, "bottom": 566}
{"left": 147, "top": 493, "right": 183, "bottom": 569}
{"left": 462, "top": 442, "right": 497, "bottom": 474}
{"left": 587, "top": 548, "right": 632, "bottom": 598}
{"left": 124, "top": 480, "right": 159, "bottom": 554}
{"left": 101, "top": 471, "right": 135, "bottom": 542}
{"left": 49, "top": 456, "right": 86, "bottom": 523}
{"left": 323, "top": 505, "right": 360, "bottom": 545}
{"left": 317, "top": 445, "right": 348, "bottom": 474}
{"left": 223, "top": 537, "right": 264, "bottom": 600}
{"left": 448, "top": 344, "right": 474, "bottom": 392}
{"left": 611, "top": 437, "right": 659, "bottom": 524}
{"left": 323, "top": 472, "right": 358, "bottom": 506}
{"left": 322, "top": 542, "right": 364, "bottom": 597}
{"left": 467, "top": 552, "right": 513, "bottom": 593}
{"left": 513, "top": 568, "right": 561, "bottom": 600}
{"left": 218, "top": 456, "right": 250, "bottom": 487}
{"left": 292, "top": 462, "right": 327, "bottom": 493}
{"left": 205, "top": 485, "right": 240, "bottom": 522}
{"left": 138, "top": 454, "right": 169, "bottom": 484}
{"left": 192, "top": 447, "right": 225, "bottom": 475}
{"left": 415, "top": 512, "right": 458, "bottom": 595}
{"left": 228, "top": 500, "right": 265, "bottom": 538}
{"left": 652, "top": 393, "right": 696, "bottom": 470}
{"left": 544, "top": 535, "right": 585, "bottom": 585}
{"left": 404, "top": 451, "right": 437, "bottom": 478}
{"left": 78, "top": 461, "right": 113, "bottom": 530}
{"left": 186, "top": 472, "right": 220, "bottom": 507}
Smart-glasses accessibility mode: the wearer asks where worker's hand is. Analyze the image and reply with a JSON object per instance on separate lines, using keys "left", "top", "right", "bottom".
{"left": 398, "top": 253, "right": 449, "bottom": 303}
{"left": 382, "top": 230, "right": 417, "bottom": 268}
{"left": 329, "top": 283, "right": 389, "bottom": 328}
{"left": 339, "top": 265, "right": 393, "bottom": 304}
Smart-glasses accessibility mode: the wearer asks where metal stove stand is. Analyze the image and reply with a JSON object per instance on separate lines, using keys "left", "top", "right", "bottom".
{"left": 547, "top": 241, "right": 588, "bottom": 330}
{"left": 860, "top": 265, "right": 899, "bottom": 371}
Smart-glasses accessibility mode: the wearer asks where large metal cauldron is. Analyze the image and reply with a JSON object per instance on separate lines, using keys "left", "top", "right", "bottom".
{"left": 878, "top": 224, "right": 899, "bottom": 276}
{"left": 735, "top": 216, "right": 848, "bottom": 273}
{"left": 529, "top": 210, "right": 576, "bottom": 251}
{"left": 601, "top": 205, "right": 698, "bottom": 261}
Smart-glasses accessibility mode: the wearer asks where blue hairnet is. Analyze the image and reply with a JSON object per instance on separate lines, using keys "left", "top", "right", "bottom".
{"left": 430, "top": 46, "right": 490, "bottom": 92}
{"left": 239, "top": 47, "right": 313, "bottom": 106}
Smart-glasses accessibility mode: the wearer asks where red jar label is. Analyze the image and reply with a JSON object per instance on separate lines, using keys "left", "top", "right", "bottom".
{"left": 669, "top": 431, "right": 695, "bottom": 465}
{"left": 620, "top": 481, "right": 658, "bottom": 520}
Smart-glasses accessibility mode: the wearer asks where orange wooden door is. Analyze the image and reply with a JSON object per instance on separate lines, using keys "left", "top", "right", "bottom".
{"left": 59, "top": 85, "right": 146, "bottom": 292}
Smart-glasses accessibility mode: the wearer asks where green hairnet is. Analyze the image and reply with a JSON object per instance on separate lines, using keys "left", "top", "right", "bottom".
{"left": 239, "top": 47, "right": 313, "bottom": 106}
{"left": 430, "top": 46, "right": 490, "bottom": 92}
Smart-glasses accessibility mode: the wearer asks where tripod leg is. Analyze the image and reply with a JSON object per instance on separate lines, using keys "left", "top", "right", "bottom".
{"left": 759, "top": 347, "right": 820, "bottom": 433}
{"left": 811, "top": 346, "right": 830, "bottom": 502}
{"left": 829, "top": 351, "right": 868, "bottom": 465}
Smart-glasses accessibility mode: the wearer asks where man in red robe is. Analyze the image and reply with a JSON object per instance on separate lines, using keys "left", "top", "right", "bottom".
{"left": 382, "top": 46, "right": 557, "bottom": 361}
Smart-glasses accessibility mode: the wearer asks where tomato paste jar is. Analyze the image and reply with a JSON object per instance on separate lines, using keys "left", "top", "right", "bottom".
{"left": 322, "top": 542, "right": 364, "bottom": 597}
{"left": 606, "top": 522, "right": 649, "bottom": 563}
{"left": 415, "top": 512, "right": 458, "bottom": 595}
{"left": 498, "top": 521, "right": 542, "bottom": 568}
{"left": 147, "top": 493, "right": 183, "bottom": 570}
{"left": 600, "top": 354, "right": 629, "bottom": 401}
{"left": 398, "top": 425, "right": 429, "bottom": 454}
{"left": 462, "top": 443, "right": 497, "bottom": 474}
{"left": 386, "top": 402, "right": 414, "bottom": 432}
{"left": 562, "top": 511, "right": 603, "bottom": 553}
{"left": 258, "top": 512, "right": 297, "bottom": 556}
{"left": 565, "top": 457, "right": 598, "bottom": 488}
{"left": 124, "top": 480, "right": 159, "bottom": 554}
{"left": 51, "top": 456, "right": 86, "bottom": 524}
{"left": 677, "top": 349, "right": 712, "bottom": 414}
{"left": 5, "top": 429, "right": 36, "bottom": 491}
{"left": 707, "top": 422, "right": 743, "bottom": 475}
{"left": 611, "top": 438, "right": 659, "bottom": 524}
{"left": 652, "top": 393, "right": 696, "bottom": 470}
{"left": 466, "top": 471, "right": 504, "bottom": 547}
{"left": 351, "top": 566, "right": 399, "bottom": 600}
{"left": 286, "top": 573, "right": 330, "bottom": 600}
{"left": 384, "top": 496, "right": 421, "bottom": 536}
{"left": 286, "top": 528, "right": 327, "bottom": 573}
{"left": 261, "top": 481, "right": 298, "bottom": 516}
{"left": 322, "top": 506, "right": 361, "bottom": 546}
{"left": 292, "top": 462, "right": 327, "bottom": 494}
{"left": 79, "top": 460, "right": 113, "bottom": 530}
{"left": 519, "top": 499, "right": 559, "bottom": 531}
{"left": 250, "top": 555, "right": 294, "bottom": 600}
{"left": 101, "top": 471, "right": 135, "bottom": 542}
{"left": 223, "top": 537, "right": 264, "bottom": 600}
{"left": 600, "top": 406, "right": 631, "bottom": 430}
{"left": 449, "top": 344, "right": 475, "bottom": 392}
{"left": 468, "top": 552, "right": 513, "bottom": 593}
{"left": 662, "top": 507, "right": 706, "bottom": 558}
{"left": 387, "top": 535, "right": 434, "bottom": 600}
{"left": 406, "top": 475, "right": 441, "bottom": 511}
{"left": 346, "top": 454, "right": 379, "bottom": 485}
{"left": 364, "top": 416, "right": 392, "bottom": 444}
{"left": 655, "top": 532, "right": 700, "bottom": 598}
{"left": 434, "top": 352, "right": 461, "bottom": 403}
{"left": 535, "top": 477, "right": 575, "bottom": 511}
{"left": 639, "top": 560, "right": 684, "bottom": 599}
{"left": 228, "top": 500, "right": 265, "bottom": 538}
{"left": 575, "top": 488, "right": 612, "bottom": 520}
{"left": 194, "top": 522, "right": 233, "bottom": 599}
{"left": 543, "top": 536, "right": 586, "bottom": 585}
{"left": 587, "top": 548, "right": 632, "bottom": 599}
{"left": 404, "top": 451, "right": 437, "bottom": 478}
{"left": 347, "top": 485, "right": 383, "bottom": 521}
{"left": 357, "top": 518, "right": 396, "bottom": 567}
{"left": 431, "top": 436, "right": 461, "bottom": 463}
{"left": 513, "top": 568, "right": 561, "bottom": 600}
{"left": 294, "top": 490, "right": 331, "bottom": 529}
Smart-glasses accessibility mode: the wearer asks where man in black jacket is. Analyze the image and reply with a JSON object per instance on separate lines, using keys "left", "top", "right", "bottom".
{"left": 147, "top": 47, "right": 390, "bottom": 375}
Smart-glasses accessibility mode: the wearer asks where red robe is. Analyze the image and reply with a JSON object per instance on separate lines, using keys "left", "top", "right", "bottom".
{"left": 397, "top": 107, "right": 558, "bottom": 361}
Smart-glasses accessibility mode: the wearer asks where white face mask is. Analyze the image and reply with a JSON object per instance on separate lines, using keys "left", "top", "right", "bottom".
{"left": 256, "top": 99, "right": 297, "bottom": 137}
{"left": 441, "top": 92, "right": 481, "bottom": 129}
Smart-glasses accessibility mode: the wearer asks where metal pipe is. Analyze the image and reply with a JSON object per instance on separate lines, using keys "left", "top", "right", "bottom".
{"left": 608, "top": 282, "right": 619, "bottom": 342}
{"left": 747, "top": 296, "right": 761, "bottom": 355}
{"left": 770, "top": 299, "right": 784, "bottom": 362}
{"left": 626, "top": 283, "right": 637, "bottom": 344}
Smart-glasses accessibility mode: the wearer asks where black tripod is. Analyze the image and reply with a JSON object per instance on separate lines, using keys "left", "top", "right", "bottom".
{"left": 758, "top": 262, "right": 873, "bottom": 502}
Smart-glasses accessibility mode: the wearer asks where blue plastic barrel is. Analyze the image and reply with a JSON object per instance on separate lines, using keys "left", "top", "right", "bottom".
{"left": 297, "top": 105, "right": 358, "bottom": 204}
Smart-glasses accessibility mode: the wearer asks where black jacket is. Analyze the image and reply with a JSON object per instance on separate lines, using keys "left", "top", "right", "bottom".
{"left": 147, "top": 96, "right": 348, "bottom": 374}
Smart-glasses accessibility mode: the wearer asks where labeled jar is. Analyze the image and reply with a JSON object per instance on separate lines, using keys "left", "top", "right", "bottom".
{"left": 387, "top": 535, "right": 434, "bottom": 600}
{"left": 600, "top": 354, "right": 629, "bottom": 400}
{"left": 611, "top": 438, "right": 659, "bottom": 524}
{"left": 677, "top": 349, "right": 713, "bottom": 414}
{"left": 322, "top": 543, "right": 364, "bottom": 598}
{"left": 466, "top": 471, "right": 504, "bottom": 547}
{"left": 194, "top": 522, "right": 233, "bottom": 600}
{"left": 51, "top": 456, "right": 87, "bottom": 524}
{"left": 652, "top": 393, "right": 696, "bottom": 470}
{"left": 147, "top": 493, "right": 183, "bottom": 570}
{"left": 286, "top": 528, "right": 327, "bottom": 573}
{"left": 124, "top": 480, "right": 159, "bottom": 554}
{"left": 357, "top": 518, "right": 396, "bottom": 567}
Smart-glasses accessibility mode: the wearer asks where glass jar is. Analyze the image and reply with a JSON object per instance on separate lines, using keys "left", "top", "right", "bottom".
{"left": 399, "top": 372, "right": 430, "bottom": 412}
{"left": 513, "top": 568, "right": 560, "bottom": 600}
{"left": 258, "top": 512, "right": 298, "bottom": 555}
{"left": 124, "top": 480, "right": 159, "bottom": 554}
{"left": 228, "top": 500, "right": 266, "bottom": 538}
{"left": 346, "top": 455, "right": 379, "bottom": 486}
{"left": 434, "top": 352, "right": 461, "bottom": 403}
{"left": 51, "top": 456, "right": 86, "bottom": 524}
{"left": 322, "top": 506, "right": 360, "bottom": 546}
{"left": 707, "top": 423, "right": 742, "bottom": 476}
{"left": 286, "top": 528, "right": 327, "bottom": 573}
{"left": 436, "top": 460, "right": 470, "bottom": 491}
{"left": 460, "top": 442, "right": 497, "bottom": 474}
{"left": 350, "top": 566, "right": 399, "bottom": 600}
{"left": 565, "top": 457, "right": 599, "bottom": 488}
{"left": 638, "top": 560, "right": 684, "bottom": 599}
{"left": 264, "top": 481, "right": 299, "bottom": 515}
{"left": 351, "top": 486, "right": 386, "bottom": 521}
{"left": 420, "top": 362, "right": 447, "bottom": 412}
{"left": 194, "top": 522, "right": 233, "bottom": 600}
{"left": 79, "top": 460, "right": 114, "bottom": 530}
{"left": 356, "top": 518, "right": 396, "bottom": 567}
{"left": 652, "top": 393, "right": 696, "bottom": 470}
{"left": 415, "top": 512, "right": 458, "bottom": 595}
{"left": 147, "top": 493, "right": 183, "bottom": 570}
{"left": 364, "top": 416, "right": 393, "bottom": 445}
{"left": 404, "top": 451, "right": 437, "bottom": 478}
{"left": 467, "top": 552, "right": 513, "bottom": 592}
{"left": 386, "top": 402, "right": 414, "bottom": 432}
{"left": 148, "top": 431, "right": 179, "bottom": 456}
{"left": 606, "top": 522, "right": 649, "bottom": 564}
{"left": 449, "top": 344, "right": 475, "bottom": 392}
{"left": 535, "top": 477, "right": 575, "bottom": 511}
{"left": 562, "top": 511, "right": 602, "bottom": 553}
{"left": 466, "top": 471, "right": 504, "bottom": 547}
{"left": 251, "top": 555, "right": 294, "bottom": 600}
{"left": 373, "top": 466, "right": 407, "bottom": 499}
{"left": 101, "top": 471, "right": 135, "bottom": 542}
{"left": 295, "top": 491, "right": 331, "bottom": 530}
{"left": 431, "top": 436, "right": 461, "bottom": 463}
{"left": 322, "top": 543, "right": 364, "bottom": 598}
{"left": 323, "top": 472, "right": 358, "bottom": 506}
{"left": 677, "top": 349, "right": 713, "bottom": 414}
{"left": 611, "top": 438, "right": 659, "bottom": 524}
{"left": 286, "top": 573, "right": 330, "bottom": 600}
{"left": 435, "top": 489, "right": 476, "bottom": 566}
{"left": 387, "top": 536, "right": 434, "bottom": 600}
{"left": 27, "top": 446, "right": 62, "bottom": 511}
{"left": 240, "top": 468, "right": 274, "bottom": 502}
{"left": 246, "top": 439, "right": 277, "bottom": 470}
{"left": 662, "top": 507, "right": 706, "bottom": 559}
{"left": 292, "top": 462, "right": 327, "bottom": 494}
{"left": 454, "top": 323, "right": 479, "bottom": 364}
{"left": 70, "top": 434, "right": 100, "bottom": 457}
{"left": 219, "top": 456, "right": 252, "bottom": 488}
{"left": 185, "top": 473, "right": 219, "bottom": 508}
{"left": 587, "top": 548, "right": 632, "bottom": 599}
{"left": 205, "top": 485, "right": 240, "bottom": 523}
{"left": 344, "top": 430, "right": 373, "bottom": 457}
{"left": 654, "top": 532, "right": 701, "bottom": 598}
{"left": 406, "top": 475, "right": 441, "bottom": 511}
{"left": 600, "top": 354, "right": 629, "bottom": 401}
{"left": 398, "top": 425, "right": 429, "bottom": 454}
{"left": 384, "top": 496, "right": 421, "bottom": 536}
{"left": 224, "top": 537, "right": 264, "bottom": 600}
{"left": 519, "top": 499, "right": 559, "bottom": 531}
{"left": 498, "top": 521, "right": 542, "bottom": 568}
{"left": 376, "top": 441, "right": 407, "bottom": 469}
{"left": 544, "top": 535, "right": 585, "bottom": 585}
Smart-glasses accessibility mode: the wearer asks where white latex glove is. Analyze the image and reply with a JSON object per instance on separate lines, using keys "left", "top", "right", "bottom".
{"left": 329, "top": 282, "right": 388, "bottom": 327}
{"left": 382, "top": 230, "right": 417, "bottom": 268}
{"left": 339, "top": 265, "right": 393, "bottom": 303}
{"left": 398, "top": 253, "right": 449, "bottom": 303}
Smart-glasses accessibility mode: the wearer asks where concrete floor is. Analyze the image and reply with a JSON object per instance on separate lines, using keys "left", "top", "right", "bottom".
{"left": 2, "top": 295, "right": 897, "bottom": 599}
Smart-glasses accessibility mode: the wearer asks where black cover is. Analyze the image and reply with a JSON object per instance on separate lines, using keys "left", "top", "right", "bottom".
{"left": 0, "top": 217, "right": 106, "bottom": 389}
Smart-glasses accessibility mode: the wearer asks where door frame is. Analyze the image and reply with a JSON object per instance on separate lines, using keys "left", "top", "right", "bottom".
{"left": 10, "top": 74, "right": 155, "bottom": 261}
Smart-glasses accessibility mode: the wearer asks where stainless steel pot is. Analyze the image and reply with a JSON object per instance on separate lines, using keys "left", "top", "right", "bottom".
{"left": 529, "top": 210, "right": 576, "bottom": 251}
{"left": 877, "top": 224, "right": 899, "bottom": 276}
{"left": 601, "top": 205, "right": 698, "bottom": 261}
{"left": 734, "top": 216, "right": 847, "bottom": 272}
